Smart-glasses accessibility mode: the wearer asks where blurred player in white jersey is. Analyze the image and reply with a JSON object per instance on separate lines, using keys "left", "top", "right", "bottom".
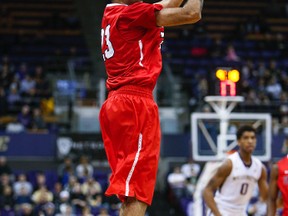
{"left": 202, "top": 125, "right": 268, "bottom": 216}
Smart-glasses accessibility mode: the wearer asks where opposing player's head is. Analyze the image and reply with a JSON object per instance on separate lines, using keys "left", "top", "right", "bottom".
{"left": 236, "top": 125, "right": 257, "bottom": 154}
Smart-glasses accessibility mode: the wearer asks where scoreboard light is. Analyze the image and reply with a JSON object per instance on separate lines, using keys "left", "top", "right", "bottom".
{"left": 215, "top": 69, "right": 240, "bottom": 96}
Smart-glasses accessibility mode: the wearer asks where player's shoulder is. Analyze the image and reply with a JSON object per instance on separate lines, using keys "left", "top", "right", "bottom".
{"left": 251, "top": 155, "right": 263, "bottom": 166}
{"left": 227, "top": 151, "right": 240, "bottom": 162}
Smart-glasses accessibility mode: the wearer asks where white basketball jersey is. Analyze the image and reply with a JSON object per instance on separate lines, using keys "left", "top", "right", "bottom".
{"left": 214, "top": 152, "right": 263, "bottom": 214}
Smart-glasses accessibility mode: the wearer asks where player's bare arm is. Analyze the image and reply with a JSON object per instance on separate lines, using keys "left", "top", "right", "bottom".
{"left": 155, "top": 0, "right": 203, "bottom": 26}
{"left": 202, "top": 159, "right": 232, "bottom": 216}
{"left": 156, "top": 0, "right": 184, "bottom": 8}
{"left": 267, "top": 164, "right": 279, "bottom": 216}
{"left": 257, "top": 165, "right": 269, "bottom": 201}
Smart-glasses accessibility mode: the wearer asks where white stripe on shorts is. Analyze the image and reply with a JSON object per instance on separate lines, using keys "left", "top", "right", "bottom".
{"left": 125, "top": 133, "right": 143, "bottom": 196}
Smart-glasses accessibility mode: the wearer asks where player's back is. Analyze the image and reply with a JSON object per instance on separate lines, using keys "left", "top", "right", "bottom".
{"left": 101, "top": 2, "right": 164, "bottom": 91}
{"left": 277, "top": 156, "right": 288, "bottom": 215}
{"left": 214, "top": 152, "right": 263, "bottom": 214}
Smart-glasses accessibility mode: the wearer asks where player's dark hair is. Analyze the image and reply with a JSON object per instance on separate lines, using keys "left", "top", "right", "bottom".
{"left": 236, "top": 125, "right": 256, "bottom": 140}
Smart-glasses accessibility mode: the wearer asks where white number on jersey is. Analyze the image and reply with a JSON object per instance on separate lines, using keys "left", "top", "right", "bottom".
{"left": 101, "top": 25, "right": 114, "bottom": 60}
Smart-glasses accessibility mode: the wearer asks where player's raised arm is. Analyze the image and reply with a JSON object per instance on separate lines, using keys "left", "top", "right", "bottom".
{"left": 155, "top": 0, "right": 184, "bottom": 8}
{"left": 202, "top": 159, "right": 232, "bottom": 216}
{"left": 267, "top": 164, "right": 279, "bottom": 216}
{"left": 155, "top": 0, "right": 203, "bottom": 27}
{"left": 257, "top": 165, "right": 269, "bottom": 201}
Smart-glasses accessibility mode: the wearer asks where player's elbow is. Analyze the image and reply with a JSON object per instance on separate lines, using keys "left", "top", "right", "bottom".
{"left": 184, "top": 9, "right": 202, "bottom": 23}
{"left": 202, "top": 187, "right": 212, "bottom": 200}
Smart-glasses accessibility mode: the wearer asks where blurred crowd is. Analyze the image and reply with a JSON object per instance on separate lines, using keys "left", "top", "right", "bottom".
{"left": 0, "top": 155, "right": 118, "bottom": 216}
{"left": 0, "top": 56, "right": 55, "bottom": 133}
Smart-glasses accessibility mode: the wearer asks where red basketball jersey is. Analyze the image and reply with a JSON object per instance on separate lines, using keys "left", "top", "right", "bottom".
{"left": 277, "top": 155, "right": 288, "bottom": 215}
{"left": 101, "top": 2, "right": 164, "bottom": 91}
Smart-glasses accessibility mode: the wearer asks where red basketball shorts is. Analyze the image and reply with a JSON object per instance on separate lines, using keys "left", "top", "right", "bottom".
{"left": 99, "top": 85, "right": 161, "bottom": 205}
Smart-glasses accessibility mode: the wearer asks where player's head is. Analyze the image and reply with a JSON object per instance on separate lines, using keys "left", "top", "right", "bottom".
{"left": 236, "top": 125, "right": 257, "bottom": 154}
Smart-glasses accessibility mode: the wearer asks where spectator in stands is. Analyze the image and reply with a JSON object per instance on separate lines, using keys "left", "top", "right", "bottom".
{"left": 70, "top": 182, "right": 86, "bottom": 213}
{"left": 225, "top": 44, "right": 240, "bottom": 62}
{"left": 279, "top": 92, "right": 288, "bottom": 116}
{"left": 42, "top": 202, "right": 56, "bottom": 216}
{"left": 17, "top": 203, "right": 34, "bottom": 216}
{"left": 265, "top": 75, "right": 282, "bottom": 100}
{"left": 181, "top": 159, "right": 201, "bottom": 182}
{"left": 0, "top": 156, "right": 12, "bottom": 176}
{"left": 63, "top": 175, "right": 78, "bottom": 193}
{"left": 97, "top": 207, "right": 110, "bottom": 216}
{"left": 34, "top": 65, "right": 51, "bottom": 98}
{"left": 197, "top": 76, "right": 208, "bottom": 100}
{"left": 14, "top": 186, "right": 33, "bottom": 207}
{"left": 257, "top": 92, "right": 271, "bottom": 105}
{"left": 0, "top": 55, "right": 14, "bottom": 72}
{"left": 15, "top": 63, "right": 29, "bottom": 81}
{"left": 81, "top": 177, "right": 102, "bottom": 197}
{"left": 52, "top": 182, "right": 63, "bottom": 211}
{"left": 83, "top": 177, "right": 103, "bottom": 208}
{"left": 31, "top": 185, "right": 53, "bottom": 206}
{"left": 13, "top": 173, "right": 33, "bottom": 197}
{"left": 87, "top": 190, "right": 102, "bottom": 208}
{"left": 19, "top": 74, "right": 36, "bottom": 97}
{"left": 31, "top": 107, "right": 46, "bottom": 131}
{"left": 181, "top": 158, "right": 201, "bottom": 195}
{"left": 17, "top": 105, "right": 32, "bottom": 130}
{"left": 272, "top": 117, "right": 281, "bottom": 135}
{"left": 9, "top": 75, "right": 20, "bottom": 94}
{"left": 167, "top": 166, "right": 187, "bottom": 200}
{"left": 245, "top": 89, "right": 261, "bottom": 105}
{"left": 0, "top": 183, "right": 14, "bottom": 211}
{"left": 0, "top": 173, "right": 14, "bottom": 210}
{"left": 57, "top": 191, "right": 72, "bottom": 214}
{"left": 82, "top": 205, "right": 93, "bottom": 216}
{"left": 57, "top": 156, "right": 75, "bottom": 185}
{"left": 0, "top": 64, "right": 14, "bottom": 91}
{"left": 75, "top": 155, "right": 93, "bottom": 181}
{"left": 280, "top": 116, "right": 288, "bottom": 136}
{"left": 181, "top": 158, "right": 201, "bottom": 184}
{"left": 34, "top": 172, "right": 47, "bottom": 191}
{"left": 7, "top": 86, "right": 21, "bottom": 107}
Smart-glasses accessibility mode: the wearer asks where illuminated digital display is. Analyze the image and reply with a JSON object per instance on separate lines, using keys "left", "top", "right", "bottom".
{"left": 216, "top": 69, "right": 240, "bottom": 96}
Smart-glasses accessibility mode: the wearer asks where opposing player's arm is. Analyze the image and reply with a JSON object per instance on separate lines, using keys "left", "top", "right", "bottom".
{"left": 267, "top": 164, "right": 279, "bottom": 216}
{"left": 202, "top": 159, "right": 232, "bottom": 216}
{"left": 155, "top": 0, "right": 203, "bottom": 26}
{"left": 257, "top": 165, "right": 268, "bottom": 201}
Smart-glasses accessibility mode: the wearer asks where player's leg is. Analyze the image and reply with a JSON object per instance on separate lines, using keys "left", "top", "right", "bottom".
{"left": 120, "top": 197, "right": 148, "bottom": 216}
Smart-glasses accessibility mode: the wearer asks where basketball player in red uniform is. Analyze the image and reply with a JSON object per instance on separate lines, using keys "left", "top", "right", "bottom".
{"left": 268, "top": 155, "right": 288, "bottom": 216}
{"left": 99, "top": 0, "right": 203, "bottom": 215}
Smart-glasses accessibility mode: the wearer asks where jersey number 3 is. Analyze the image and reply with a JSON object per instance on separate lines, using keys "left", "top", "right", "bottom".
{"left": 101, "top": 25, "right": 114, "bottom": 60}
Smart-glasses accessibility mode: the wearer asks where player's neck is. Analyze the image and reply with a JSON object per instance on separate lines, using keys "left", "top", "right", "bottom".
{"left": 238, "top": 151, "right": 252, "bottom": 167}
